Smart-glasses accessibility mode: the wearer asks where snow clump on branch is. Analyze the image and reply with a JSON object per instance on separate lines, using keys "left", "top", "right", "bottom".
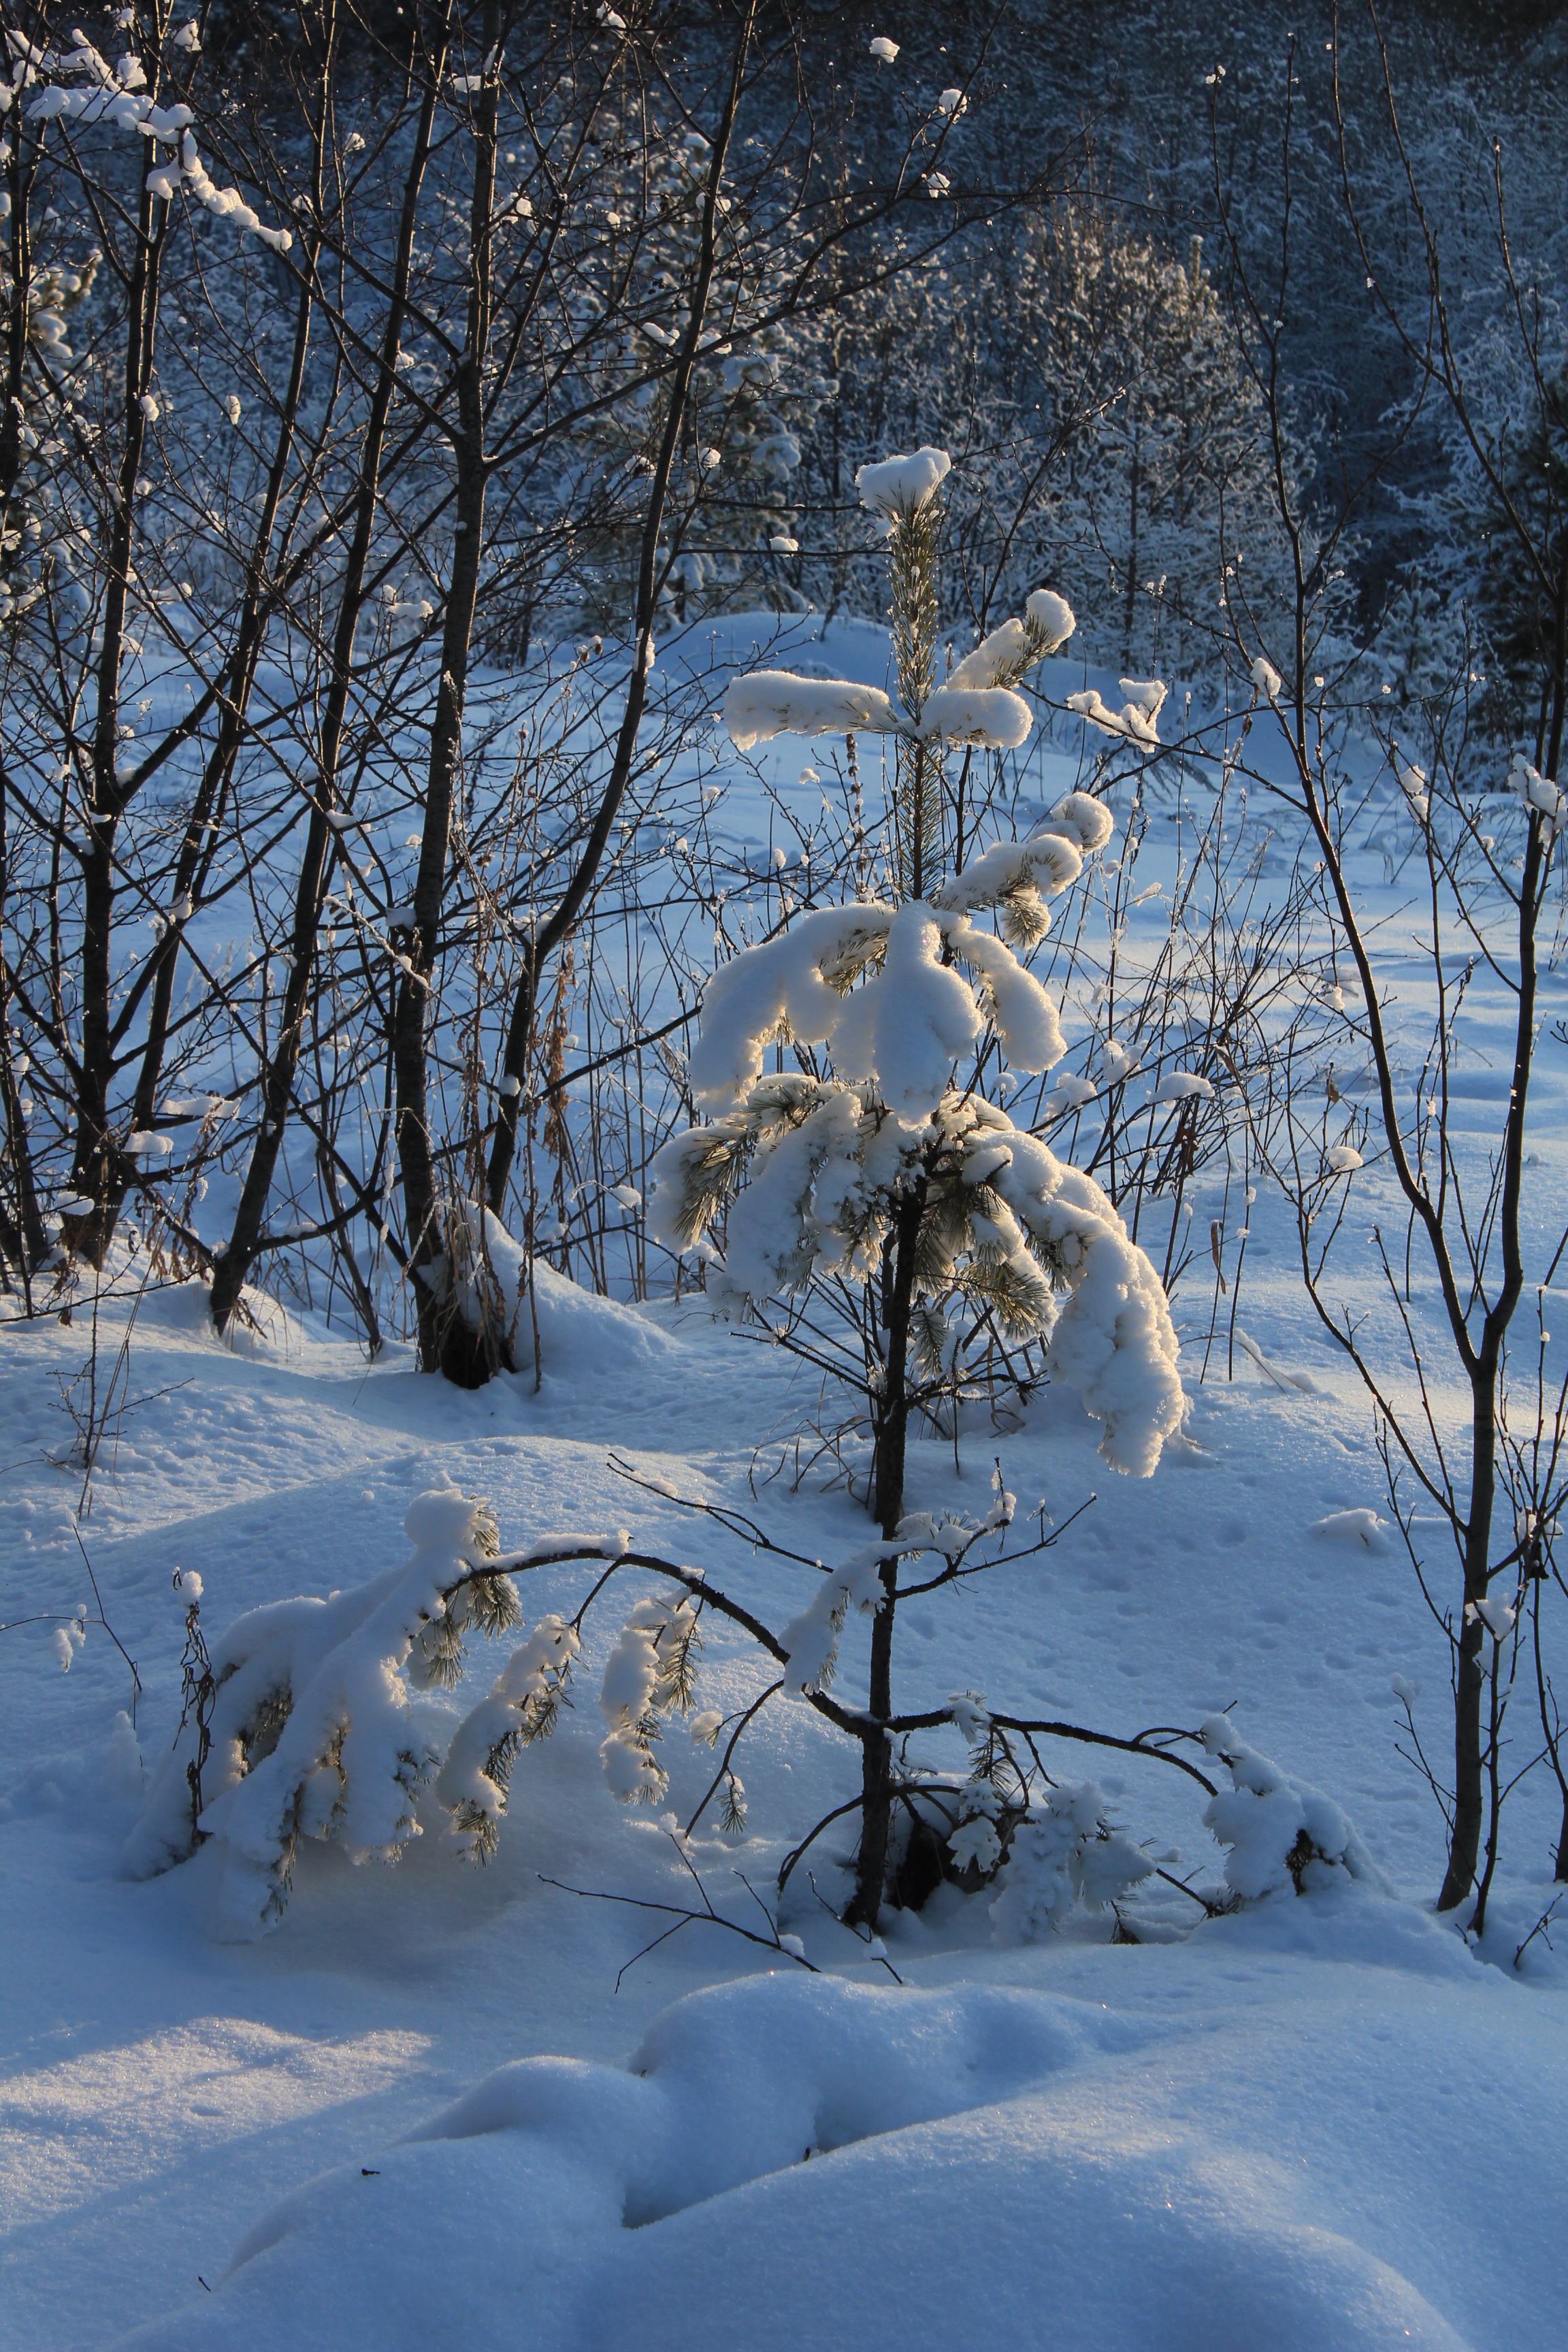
{"left": 1066, "top": 677, "right": 1167, "bottom": 748}
{"left": 854, "top": 446, "right": 948, "bottom": 514}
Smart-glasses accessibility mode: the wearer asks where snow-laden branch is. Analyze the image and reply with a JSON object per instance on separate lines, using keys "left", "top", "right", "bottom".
{"left": 683, "top": 813, "right": 1103, "bottom": 1111}
{"left": 723, "top": 672, "right": 902, "bottom": 753}
{"left": 1066, "top": 678, "right": 1167, "bottom": 748}
{"left": 934, "top": 791, "right": 1114, "bottom": 947}
{"left": 21, "top": 32, "right": 293, "bottom": 251}
{"left": 946, "top": 591, "right": 1076, "bottom": 689}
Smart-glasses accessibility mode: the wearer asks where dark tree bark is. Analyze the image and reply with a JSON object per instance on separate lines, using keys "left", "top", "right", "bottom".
{"left": 485, "top": 1, "right": 757, "bottom": 1220}
{"left": 212, "top": 47, "right": 444, "bottom": 1335}
{"left": 60, "top": 154, "right": 171, "bottom": 1269}
{"left": 394, "top": 0, "right": 504, "bottom": 1378}
{"left": 844, "top": 1175, "right": 927, "bottom": 1933}
{"left": 0, "top": 770, "right": 48, "bottom": 1297}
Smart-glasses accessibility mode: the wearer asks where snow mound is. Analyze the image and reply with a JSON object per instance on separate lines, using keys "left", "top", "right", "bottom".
{"left": 112, "top": 1944, "right": 1568, "bottom": 2352}
{"left": 457, "top": 1211, "right": 684, "bottom": 1383}
{"left": 1314, "top": 1507, "right": 1390, "bottom": 1552}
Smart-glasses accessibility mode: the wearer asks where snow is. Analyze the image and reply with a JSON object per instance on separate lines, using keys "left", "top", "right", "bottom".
{"left": 945, "top": 593, "right": 1076, "bottom": 693}
{"left": 93, "top": 1918, "right": 1568, "bottom": 2352}
{"left": 936, "top": 794, "right": 1113, "bottom": 946}
{"left": 1314, "top": 1508, "right": 1391, "bottom": 1552}
{"left": 1200, "top": 1716, "right": 1382, "bottom": 1899}
{"left": 5, "top": 1224, "right": 1568, "bottom": 2351}
{"left": 679, "top": 902, "right": 894, "bottom": 1105}
{"left": 724, "top": 674, "right": 1034, "bottom": 756}
{"left": 1153, "top": 1068, "right": 1215, "bottom": 1102}
{"left": 915, "top": 683, "right": 1033, "bottom": 747}
{"left": 1513, "top": 752, "right": 1566, "bottom": 836}
{"left": 125, "top": 1482, "right": 525, "bottom": 1933}
{"left": 723, "top": 670, "right": 900, "bottom": 751}
{"left": 1396, "top": 751, "right": 1431, "bottom": 822}
{"left": 853, "top": 446, "right": 951, "bottom": 516}
{"left": 830, "top": 904, "right": 983, "bottom": 1115}
{"left": 1066, "top": 677, "right": 1168, "bottom": 747}
{"left": 5, "top": 603, "right": 1568, "bottom": 2352}
{"left": 27, "top": 45, "right": 292, "bottom": 249}
{"left": 1025, "top": 587, "right": 1076, "bottom": 646}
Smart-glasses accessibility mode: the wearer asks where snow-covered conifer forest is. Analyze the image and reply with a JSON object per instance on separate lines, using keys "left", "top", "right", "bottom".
{"left": 4, "top": 1, "right": 1568, "bottom": 2343}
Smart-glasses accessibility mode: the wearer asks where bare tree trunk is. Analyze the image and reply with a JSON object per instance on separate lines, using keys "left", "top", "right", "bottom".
{"left": 486, "top": 2, "right": 757, "bottom": 1218}
{"left": 395, "top": 0, "right": 502, "bottom": 1378}
{"left": 0, "top": 771, "right": 47, "bottom": 1294}
{"left": 1439, "top": 672, "right": 1553, "bottom": 1911}
{"left": 845, "top": 1177, "right": 926, "bottom": 1932}
{"left": 212, "top": 52, "right": 444, "bottom": 1336}
{"left": 61, "top": 160, "right": 170, "bottom": 1268}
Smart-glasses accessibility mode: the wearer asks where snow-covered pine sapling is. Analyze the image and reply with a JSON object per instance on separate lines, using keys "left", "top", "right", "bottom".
{"left": 1199, "top": 1715, "right": 1379, "bottom": 1902}
{"left": 127, "top": 1482, "right": 543, "bottom": 1931}
{"left": 649, "top": 446, "right": 1186, "bottom": 1923}
{"left": 131, "top": 1479, "right": 1228, "bottom": 1944}
{"left": 436, "top": 1609, "right": 583, "bottom": 1860}
{"left": 987, "top": 1781, "right": 1156, "bottom": 1944}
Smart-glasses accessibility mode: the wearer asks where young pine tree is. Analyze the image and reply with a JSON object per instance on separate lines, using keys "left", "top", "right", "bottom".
{"left": 648, "top": 446, "right": 1185, "bottom": 1922}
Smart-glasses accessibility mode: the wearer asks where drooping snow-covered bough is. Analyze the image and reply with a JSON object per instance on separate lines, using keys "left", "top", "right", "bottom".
{"left": 649, "top": 795, "right": 1183, "bottom": 1479}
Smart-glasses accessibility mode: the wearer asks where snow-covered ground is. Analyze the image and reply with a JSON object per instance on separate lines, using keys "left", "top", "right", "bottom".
{"left": 4, "top": 632, "right": 1567, "bottom": 2351}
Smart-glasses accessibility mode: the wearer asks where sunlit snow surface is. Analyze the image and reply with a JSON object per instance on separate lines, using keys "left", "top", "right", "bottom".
{"left": 3, "top": 615, "right": 1568, "bottom": 2351}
